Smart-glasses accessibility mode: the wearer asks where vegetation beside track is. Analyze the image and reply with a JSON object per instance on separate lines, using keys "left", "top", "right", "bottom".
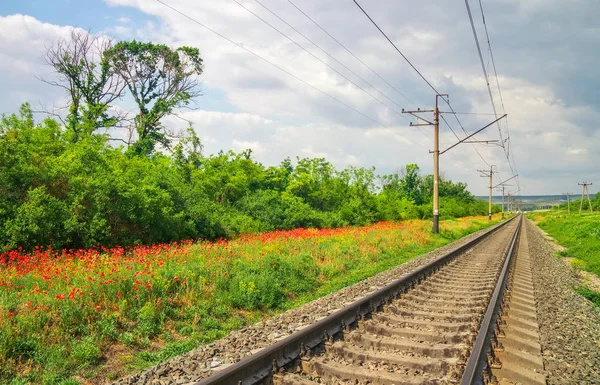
{"left": 0, "top": 215, "right": 501, "bottom": 384}
{"left": 527, "top": 210, "right": 600, "bottom": 307}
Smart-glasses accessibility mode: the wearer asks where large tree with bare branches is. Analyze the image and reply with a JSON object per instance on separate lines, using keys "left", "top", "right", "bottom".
{"left": 43, "top": 29, "right": 126, "bottom": 141}
{"left": 105, "top": 40, "right": 203, "bottom": 155}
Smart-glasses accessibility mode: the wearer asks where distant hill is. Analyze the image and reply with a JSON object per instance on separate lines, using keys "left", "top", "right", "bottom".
{"left": 475, "top": 194, "right": 597, "bottom": 211}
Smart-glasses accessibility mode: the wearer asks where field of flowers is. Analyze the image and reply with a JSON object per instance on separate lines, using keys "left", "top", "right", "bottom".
{"left": 0, "top": 215, "right": 501, "bottom": 384}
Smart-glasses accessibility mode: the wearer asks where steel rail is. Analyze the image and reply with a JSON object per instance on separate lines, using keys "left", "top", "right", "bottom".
{"left": 460, "top": 214, "right": 522, "bottom": 385}
{"left": 194, "top": 215, "right": 519, "bottom": 385}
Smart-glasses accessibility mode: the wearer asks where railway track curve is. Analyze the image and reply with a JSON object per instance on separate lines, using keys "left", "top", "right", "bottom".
{"left": 192, "top": 215, "right": 545, "bottom": 385}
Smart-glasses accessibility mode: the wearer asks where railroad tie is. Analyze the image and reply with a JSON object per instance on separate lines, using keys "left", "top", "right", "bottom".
{"left": 492, "top": 223, "right": 546, "bottom": 385}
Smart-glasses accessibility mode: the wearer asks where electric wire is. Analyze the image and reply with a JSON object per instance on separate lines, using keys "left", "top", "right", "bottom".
{"left": 231, "top": 0, "right": 406, "bottom": 118}
{"left": 351, "top": 0, "right": 441, "bottom": 96}
{"left": 475, "top": 0, "right": 519, "bottom": 188}
{"left": 286, "top": 0, "right": 417, "bottom": 108}
{"left": 464, "top": 0, "right": 502, "bottom": 141}
{"left": 233, "top": 0, "right": 433, "bottom": 144}
{"left": 352, "top": 0, "right": 497, "bottom": 171}
{"left": 252, "top": 0, "right": 407, "bottom": 114}
{"left": 465, "top": 0, "right": 519, "bottom": 189}
{"left": 154, "top": 0, "right": 388, "bottom": 128}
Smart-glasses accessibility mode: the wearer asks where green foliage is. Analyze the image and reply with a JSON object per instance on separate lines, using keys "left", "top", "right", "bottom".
{"left": 137, "top": 302, "right": 160, "bottom": 338}
{"left": 70, "top": 338, "right": 101, "bottom": 368}
{"left": 529, "top": 211, "right": 600, "bottom": 277}
{"left": 575, "top": 286, "right": 600, "bottom": 307}
{"left": 105, "top": 40, "right": 203, "bottom": 155}
{"left": 0, "top": 103, "right": 498, "bottom": 252}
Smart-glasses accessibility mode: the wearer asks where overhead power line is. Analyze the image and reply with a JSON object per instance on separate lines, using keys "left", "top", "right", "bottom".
{"left": 252, "top": 0, "right": 408, "bottom": 114}
{"left": 352, "top": 0, "right": 496, "bottom": 170}
{"left": 231, "top": 0, "right": 407, "bottom": 119}
{"left": 477, "top": 0, "right": 506, "bottom": 116}
{"left": 351, "top": 0, "right": 440, "bottom": 96}
{"left": 286, "top": 0, "right": 416, "bottom": 108}
{"left": 464, "top": 0, "right": 502, "bottom": 140}
{"left": 471, "top": 0, "right": 520, "bottom": 188}
{"left": 154, "top": 0, "right": 388, "bottom": 128}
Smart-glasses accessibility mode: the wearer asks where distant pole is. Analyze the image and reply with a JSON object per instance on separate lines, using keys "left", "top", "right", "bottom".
{"left": 563, "top": 192, "right": 571, "bottom": 214}
{"left": 433, "top": 96, "right": 440, "bottom": 233}
{"left": 488, "top": 166, "right": 493, "bottom": 220}
{"left": 478, "top": 166, "right": 494, "bottom": 220}
{"left": 578, "top": 182, "right": 593, "bottom": 215}
{"left": 502, "top": 186, "right": 505, "bottom": 218}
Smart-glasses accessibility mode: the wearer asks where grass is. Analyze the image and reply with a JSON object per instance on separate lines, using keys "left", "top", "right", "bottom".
{"left": 527, "top": 211, "right": 600, "bottom": 306}
{"left": 0, "top": 215, "right": 502, "bottom": 384}
{"left": 575, "top": 287, "right": 600, "bottom": 307}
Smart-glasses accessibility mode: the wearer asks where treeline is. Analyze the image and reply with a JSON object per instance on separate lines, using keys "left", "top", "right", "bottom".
{"left": 0, "top": 105, "right": 498, "bottom": 252}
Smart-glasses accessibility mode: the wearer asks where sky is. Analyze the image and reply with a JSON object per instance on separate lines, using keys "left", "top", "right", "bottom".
{"left": 0, "top": 0, "right": 598, "bottom": 196}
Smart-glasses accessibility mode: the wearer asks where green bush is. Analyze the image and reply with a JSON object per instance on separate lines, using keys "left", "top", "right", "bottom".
{"left": 0, "top": 104, "right": 496, "bottom": 252}
{"left": 70, "top": 338, "right": 101, "bottom": 368}
{"left": 137, "top": 302, "right": 160, "bottom": 338}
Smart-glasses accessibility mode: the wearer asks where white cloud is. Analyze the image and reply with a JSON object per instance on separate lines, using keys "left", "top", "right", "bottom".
{"left": 231, "top": 139, "right": 265, "bottom": 154}
{"left": 2, "top": 0, "right": 600, "bottom": 196}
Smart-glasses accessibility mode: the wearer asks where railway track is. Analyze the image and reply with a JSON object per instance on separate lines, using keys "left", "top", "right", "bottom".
{"left": 193, "top": 215, "right": 545, "bottom": 385}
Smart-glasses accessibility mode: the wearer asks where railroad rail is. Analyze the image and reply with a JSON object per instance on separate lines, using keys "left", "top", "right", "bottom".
{"left": 193, "top": 215, "right": 538, "bottom": 385}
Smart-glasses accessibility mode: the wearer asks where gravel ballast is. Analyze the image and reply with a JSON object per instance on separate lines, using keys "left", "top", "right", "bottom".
{"left": 526, "top": 218, "right": 600, "bottom": 385}
{"left": 113, "top": 222, "right": 506, "bottom": 385}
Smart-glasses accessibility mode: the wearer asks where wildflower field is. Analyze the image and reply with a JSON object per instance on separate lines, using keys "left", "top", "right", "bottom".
{"left": 1, "top": 215, "right": 501, "bottom": 384}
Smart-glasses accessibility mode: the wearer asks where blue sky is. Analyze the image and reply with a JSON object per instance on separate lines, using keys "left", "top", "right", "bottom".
{"left": 0, "top": 0, "right": 599, "bottom": 195}
{"left": 0, "top": 0, "right": 149, "bottom": 31}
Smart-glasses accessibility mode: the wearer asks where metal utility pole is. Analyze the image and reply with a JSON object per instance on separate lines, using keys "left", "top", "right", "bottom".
{"left": 402, "top": 95, "right": 505, "bottom": 233}
{"left": 492, "top": 175, "right": 517, "bottom": 218}
{"left": 433, "top": 97, "right": 440, "bottom": 233}
{"left": 495, "top": 187, "right": 505, "bottom": 218}
{"left": 578, "top": 182, "right": 593, "bottom": 215}
{"left": 478, "top": 166, "right": 494, "bottom": 220}
{"left": 402, "top": 94, "right": 445, "bottom": 233}
{"left": 563, "top": 192, "right": 572, "bottom": 214}
{"left": 501, "top": 186, "right": 505, "bottom": 217}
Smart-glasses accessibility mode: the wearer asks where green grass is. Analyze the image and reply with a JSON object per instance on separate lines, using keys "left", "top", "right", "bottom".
{"left": 528, "top": 211, "right": 600, "bottom": 305}
{"left": 528, "top": 211, "right": 600, "bottom": 276}
{"left": 575, "top": 286, "right": 600, "bottom": 307}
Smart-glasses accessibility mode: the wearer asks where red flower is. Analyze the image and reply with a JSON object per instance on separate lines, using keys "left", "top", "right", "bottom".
{"left": 116, "top": 292, "right": 122, "bottom": 297}
{"left": 8, "top": 312, "right": 14, "bottom": 317}
{"left": 95, "top": 306, "right": 101, "bottom": 311}
{"left": 173, "top": 276, "right": 179, "bottom": 281}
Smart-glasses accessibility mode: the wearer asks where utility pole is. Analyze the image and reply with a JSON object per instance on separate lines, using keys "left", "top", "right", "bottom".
{"left": 563, "top": 192, "right": 572, "bottom": 214}
{"left": 402, "top": 95, "right": 505, "bottom": 233}
{"left": 501, "top": 186, "right": 505, "bottom": 217}
{"left": 402, "top": 94, "right": 446, "bottom": 233}
{"left": 578, "top": 182, "right": 593, "bottom": 215}
{"left": 491, "top": 176, "right": 516, "bottom": 218}
{"left": 478, "top": 166, "right": 494, "bottom": 220}
{"left": 495, "top": 187, "right": 504, "bottom": 218}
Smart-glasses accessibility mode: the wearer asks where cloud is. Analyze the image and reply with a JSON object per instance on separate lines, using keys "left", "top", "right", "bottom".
{"left": 0, "top": 14, "right": 78, "bottom": 113}
{"left": 2, "top": 0, "right": 600, "bottom": 195}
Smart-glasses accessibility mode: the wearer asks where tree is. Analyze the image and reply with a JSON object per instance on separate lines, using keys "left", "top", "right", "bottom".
{"left": 105, "top": 41, "right": 204, "bottom": 155}
{"left": 43, "top": 29, "right": 126, "bottom": 140}
{"left": 401, "top": 164, "right": 424, "bottom": 204}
